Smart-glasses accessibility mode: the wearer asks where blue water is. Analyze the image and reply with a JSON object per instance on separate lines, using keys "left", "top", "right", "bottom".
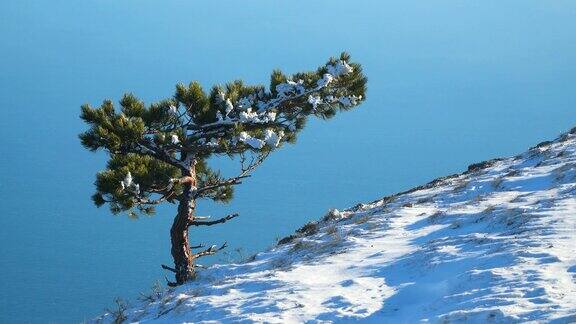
{"left": 1, "top": 1, "right": 575, "bottom": 323}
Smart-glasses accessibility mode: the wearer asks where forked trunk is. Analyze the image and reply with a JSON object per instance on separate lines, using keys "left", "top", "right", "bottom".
{"left": 170, "top": 162, "right": 197, "bottom": 285}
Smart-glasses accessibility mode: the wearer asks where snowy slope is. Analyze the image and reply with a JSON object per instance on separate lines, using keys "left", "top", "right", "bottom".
{"left": 96, "top": 130, "right": 576, "bottom": 323}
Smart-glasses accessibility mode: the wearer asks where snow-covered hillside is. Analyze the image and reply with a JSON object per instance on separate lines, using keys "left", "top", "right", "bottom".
{"left": 96, "top": 130, "right": 576, "bottom": 323}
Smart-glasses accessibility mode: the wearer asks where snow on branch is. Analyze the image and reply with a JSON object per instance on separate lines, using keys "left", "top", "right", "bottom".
{"left": 238, "top": 131, "right": 266, "bottom": 149}
{"left": 119, "top": 172, "right": 139, "bottom": 194}
{"left": 187, "top": 59, "right": 356, "bottom": 134}
{"left": 326, "top": 60, "right": 354, "bottom": 77}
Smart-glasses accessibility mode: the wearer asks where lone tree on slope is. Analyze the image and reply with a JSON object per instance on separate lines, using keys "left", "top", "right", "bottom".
{"left": 79, "top": 53, "right": 367, "bottom": 286}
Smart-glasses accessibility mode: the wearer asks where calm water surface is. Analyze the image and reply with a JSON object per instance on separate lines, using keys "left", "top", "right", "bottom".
{"left": 1, "top": 1, "right": 575, "bottom": 322}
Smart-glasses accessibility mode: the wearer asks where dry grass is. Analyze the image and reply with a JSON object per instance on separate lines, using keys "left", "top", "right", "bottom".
{"left": 138, "top": 281, "right": 163, "bottom": 303}
{"left": 277, "top": 234, "right": 297, "bottom": 245}
{"left": 453, "top": 180, "right": 470, "bottom": 192}
{"left": 107, "top": 298, "right": 128, "bottom": 324}
{"left": 366, "top": 221, "right": 381, "bottom": 231}
{"left": 328, "top": 231, "right": 343, "bottom": 245}
{"left": 325, "top": 225, "right": 338, "bottom": 235}
{"left": 245, "top": 253, "right": 258, "bottom": 262}
{"left": 555, "top": 150, "right": 568, "bottom": 158}
{"left": 450, "top": 221, "right": 461, "bottom": 229}
{"left": 510, "top": 194, "right": 525, "bottom": 203}
{"left": 553, "top": 163, "right": 576, "bottom": 182}
{"left": 473, "top": 194, "right": 487, "bottom": 203}
{"left": 354, "top": 215, "right": 370, "bottom": 225}
{"left": 322, "top": 208, "right": 342, "bottom": 222}
{"left": 491, "top": 176, "right": 504, "bottom": 189}
{"left": 271, "top": 256, "right": 291, "bottom": 269}
{"left": 428, "top": 211, "right": 444, "bottom": 224}
{"left": 483, "top": 205, "right": 496, "bottom": 214}
{"left": 505, "top": 169, "right": 520, "bottom": 178}
{"left": 290, "top": 239, "right": 314, "bottom": 253}
{"left": 325, "top": 225, "right": 344, "bottom": 242}
{"left": 416, "top": 197, "right": 433, "bottom": 204}
{"left": 297, "top": 222, "right": 319, "bottom": 236}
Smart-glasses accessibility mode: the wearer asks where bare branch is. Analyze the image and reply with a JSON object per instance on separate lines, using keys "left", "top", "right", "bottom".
{"left": 193, "top": 176, "right": 248, "bottom": 198}
{"left": 130, "top": 176, "right": 183, "bottom": 208}
{"left": 134, "top": 188, "right": 177, "bottom": 206}
{"left": 165, "top": 275, "right": 178, "bottom": 287}
{"left": 239, "top": 151, "right": 247, "bottom": 170}
{"left": 189, "top": 213, "right": 239, "bottom": 227}
{"left": 134, "top": 196, "right": 167, "bottom": 206}
{"left": 193, "top": 242, "right": 228, "bottom": 258}
{"left": 194, "top": 152, "right": 269, "bottom": 198}
{"left": 161, "top": 264, "right": 176, "bottom": 273}
{"left": 245, "top": 151, "right": 269, "bottom": 172}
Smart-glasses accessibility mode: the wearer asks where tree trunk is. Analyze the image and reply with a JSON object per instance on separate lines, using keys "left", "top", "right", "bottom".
{"left": 170, "top": 161, "right": 197, "bottom": 285}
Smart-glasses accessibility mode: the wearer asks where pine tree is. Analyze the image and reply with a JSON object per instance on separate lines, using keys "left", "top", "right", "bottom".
{"left": 79, "top": 53, "right": 367, "bottom": 286}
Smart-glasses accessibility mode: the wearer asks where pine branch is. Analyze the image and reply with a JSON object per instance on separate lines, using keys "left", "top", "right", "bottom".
{"left": 136, "top": 140, "right": 188, "bottom": 171}
{"left": 186, "top": 81, "right": 328, "bottom": 133}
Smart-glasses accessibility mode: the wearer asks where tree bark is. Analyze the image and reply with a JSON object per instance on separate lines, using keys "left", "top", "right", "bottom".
{"left": 170, "top": 160, "right": 197, "bottom": 285}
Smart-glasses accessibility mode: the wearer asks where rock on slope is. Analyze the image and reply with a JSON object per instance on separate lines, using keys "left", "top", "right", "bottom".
{"left": 97, "top": 130, "right": 576, "bottom": 323}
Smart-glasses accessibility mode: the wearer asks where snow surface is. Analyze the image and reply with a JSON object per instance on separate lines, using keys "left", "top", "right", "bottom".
{"left": 95, "top": 131, "right": 576, "bottom": 323}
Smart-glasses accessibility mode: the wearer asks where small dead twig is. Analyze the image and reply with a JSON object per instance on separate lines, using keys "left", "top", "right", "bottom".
{"left": 164, "top": 275, "right": 178, "bottom": 287}
{"left": 161, "top": 264, "right": 176, "bottom": 273}
{"left": 194, "top": 242, "right": 228, "bottom": 258}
